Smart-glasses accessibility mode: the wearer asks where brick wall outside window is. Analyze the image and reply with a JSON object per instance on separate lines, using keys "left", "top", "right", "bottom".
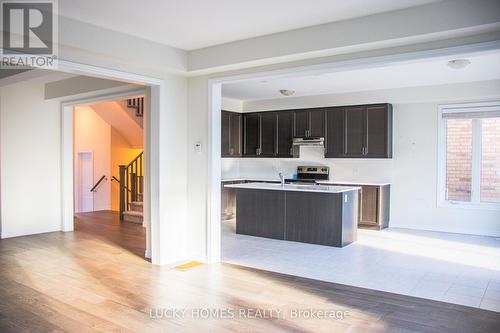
{"left": 481, "top": 118, "right": 500, "bottom": 203}
{"left": 446, "top": 119, "right": 472, "bottom": 201}
{"left": 446, "top": 117, "right": 500, "bottom": 203}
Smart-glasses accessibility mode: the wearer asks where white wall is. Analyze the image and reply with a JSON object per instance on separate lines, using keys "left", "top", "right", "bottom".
{"left": 74, "top": 106, "right": 112, "bottom": 212}
{"left": 0, "top": 78, "right": 62, "bottom": 238}
{"left": 221, "top": 80, "right": 500, "bottom": 237}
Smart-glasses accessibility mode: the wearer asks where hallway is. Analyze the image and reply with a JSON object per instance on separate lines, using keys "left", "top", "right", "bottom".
{"left": 74, "top": 211, "right": 146, "bottom": 259}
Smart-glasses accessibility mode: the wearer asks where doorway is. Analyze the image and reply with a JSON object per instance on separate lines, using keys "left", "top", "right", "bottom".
{"left": 76, "top": 151, "right": 94, "bottom": 213}
{"left": 69, "top": 91, "right": 148, "bottom": 259}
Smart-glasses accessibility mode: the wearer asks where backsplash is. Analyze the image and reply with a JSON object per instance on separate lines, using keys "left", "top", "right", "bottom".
{"left": 222, "top": 145, "right": 394, "bottom": 182}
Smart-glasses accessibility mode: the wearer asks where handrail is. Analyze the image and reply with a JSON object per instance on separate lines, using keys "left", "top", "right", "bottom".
{"left": 112, "top": 176, "right": 131, "bottom": 192}
{"left": 127, "top": 151, "right": 143, "bottom": 168}
{"left": 90, "top": 175, "right": 107, "bottom": 192}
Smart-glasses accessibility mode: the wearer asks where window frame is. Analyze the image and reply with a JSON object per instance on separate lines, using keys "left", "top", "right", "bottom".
{"left": 437, "top": 101, "right": 500, "bottom": 211}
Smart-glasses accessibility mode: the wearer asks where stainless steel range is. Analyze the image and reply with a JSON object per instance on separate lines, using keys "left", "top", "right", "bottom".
{"left": 285, "top": 166, "right": 329, "bottom": 184}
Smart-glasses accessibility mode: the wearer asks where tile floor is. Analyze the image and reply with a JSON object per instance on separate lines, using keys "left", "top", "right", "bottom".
{"left": 222, "top": 220, "right": 500, "bottom": 312}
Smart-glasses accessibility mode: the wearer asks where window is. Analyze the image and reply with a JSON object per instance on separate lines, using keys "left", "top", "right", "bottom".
{"left": 439, "top": 102, "right": 500, "bottom": 209}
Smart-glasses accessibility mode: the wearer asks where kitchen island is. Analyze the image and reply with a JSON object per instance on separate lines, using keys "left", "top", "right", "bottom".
{"left": 224, "top": 182, "right": 360, "bottom": 247}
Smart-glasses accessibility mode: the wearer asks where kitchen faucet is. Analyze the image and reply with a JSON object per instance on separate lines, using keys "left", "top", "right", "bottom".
{"left": 278, "top": 172, "right": 285, "bottom": 186}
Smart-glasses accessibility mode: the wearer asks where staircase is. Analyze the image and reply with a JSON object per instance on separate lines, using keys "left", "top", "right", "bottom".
{"left": 119, "top": 151, "right": 144, "bottom": 224}
{"left": 123, "top": 197, "right": 143, "bottom": 224}
{"left": 127, "top": 97, "right": 144, "bottom": 118}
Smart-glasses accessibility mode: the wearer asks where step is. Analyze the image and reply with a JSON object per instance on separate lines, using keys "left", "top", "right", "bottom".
{"left": 123, "top": 210, "right": 143, "bottom": 224}
{"left": 130, "top": 201, "right": 143, "bottom": 212}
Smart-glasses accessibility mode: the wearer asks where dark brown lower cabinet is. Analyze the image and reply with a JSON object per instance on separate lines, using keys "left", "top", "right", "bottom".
{"left": 235, "top": 188, "right": 285, "bottom": 240}
{"left": 221, "top": 180, "right": 241, "bottom": 220}
{"left": 327, "top": 183, "right": 390, "bottom": 230}
{"left": 358, "top": 185, "right": 390, "bottom": 230}
{"left": 221, "top": 180, "right": 280, "bottom": 221}
{"left": 286, "top": 191, "right": 357, "bottom": 247}
{"left": 234, "top": 188, "right": 358, "bottom": 247}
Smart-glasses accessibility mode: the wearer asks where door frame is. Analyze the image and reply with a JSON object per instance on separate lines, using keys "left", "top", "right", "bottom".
{"left": 75, "top": 151, "right": 94, "bottom": 213}
{"left": 207, "top": 40, "right": 500, "bottom": 263}
{"left": 56, "top": 59, "right": 166, "bottom": 264}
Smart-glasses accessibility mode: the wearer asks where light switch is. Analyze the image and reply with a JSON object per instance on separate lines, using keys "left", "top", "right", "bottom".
{"left": 194, "top": 142, "right": 202, "bottom": 153}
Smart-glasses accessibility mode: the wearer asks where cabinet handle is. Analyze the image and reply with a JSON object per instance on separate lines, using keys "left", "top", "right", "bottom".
{"left": 230, "top": 148, "right": 234, "bottom": 155}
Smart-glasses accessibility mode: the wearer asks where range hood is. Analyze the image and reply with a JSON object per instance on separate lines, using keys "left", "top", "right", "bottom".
{"left": 292, "top": 137, "right": 325, "bottom": 146}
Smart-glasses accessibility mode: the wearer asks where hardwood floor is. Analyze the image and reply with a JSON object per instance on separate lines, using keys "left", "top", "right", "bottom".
{"left": 74, "top": 210, "right": 146, "bottom": 259}
{"left": 0, "top": 212, "right": 499, "bottom": 332}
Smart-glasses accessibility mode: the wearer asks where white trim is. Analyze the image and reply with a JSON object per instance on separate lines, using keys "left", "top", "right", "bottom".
{"left": 61, "top": 89, "right": 146, "bottom": 225}
{"left": 207, "top": 81, "right": 222, "bottom": 264}
{"left": 55, "top": 61, "right": 166, "bottom": 265}
{"left": 437, "top": 101, "right": 500, "bottom": 211}
{"left": 208, "top": 41, "right": 500, "bottom": 264}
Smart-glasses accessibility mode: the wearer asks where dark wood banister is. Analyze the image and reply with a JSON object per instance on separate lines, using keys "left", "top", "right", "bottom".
{"left": 119, "top": 151, "right": 144, "bottom": 221}
{"left": 90, "top": 175, "right": 107, "bottom": 192}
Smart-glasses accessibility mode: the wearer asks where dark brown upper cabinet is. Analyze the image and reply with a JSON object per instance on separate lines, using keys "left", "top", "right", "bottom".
{"left": 365, "top": 105, "right": 392, "bottom": 157}
{"left": 325, "top": 107, "right": 346, "bottom": 157}
{"left": 325, "top": 104, "right": 392, "bottom": 158}
{"left": 259, "top": 112, "right": 277, "bottom": 157}
{"left": 221, "top": 110, "right": 242, "bottom": 157}
{"left": 276, "top": 111, "right": 294, "bottom": 157}
{"left": 242, "top": 112, "right": 294, "bottom": 158}
{"left": 243, "top": 113, "right": 260, "bottom": 156}
{"left": 232, "top": 103, "right": 392, "bottom": 159}
{"left": 243, "top": 112, "right": 277, "bottom": 157}
{"left": 293, "top": 109, "right": 325, "bottom": 138}
{"left": 345, "top": 106, "right": 366, "bottom": 157}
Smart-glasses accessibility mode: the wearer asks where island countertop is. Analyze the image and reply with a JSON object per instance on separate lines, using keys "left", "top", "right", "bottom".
{"left": 224, "top": 182, "right": 360, "bottom": 194}
{"left": 221, "top": 178, "right": 390, "bottom": 186}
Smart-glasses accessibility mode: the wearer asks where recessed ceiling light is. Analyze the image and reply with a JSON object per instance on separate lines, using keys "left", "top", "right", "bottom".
{"left": 447, "top": 59, "right": 471, "bottom": 70}
{"left": 279, "top": 89, "right": 295, "bottom": 96}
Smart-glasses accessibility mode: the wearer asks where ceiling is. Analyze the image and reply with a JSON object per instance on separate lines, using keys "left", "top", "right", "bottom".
{"left": 222, "top": 51, "right": 500, "bottom": 101}
{"left": 59, "top": 0, "right": 441, "bottom": 50}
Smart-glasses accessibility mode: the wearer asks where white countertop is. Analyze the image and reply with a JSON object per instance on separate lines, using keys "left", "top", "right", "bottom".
{"left": 221, "top": 178, "right": 390, "bottom": 186}
{"left": 221, "top": 178, "right": 280, "bottom": 183}
{"left": 224, "top": 182, "right": 360, "bottom": 194}
{"left": 318, "top": 181, "right": 391, "bottom": 186}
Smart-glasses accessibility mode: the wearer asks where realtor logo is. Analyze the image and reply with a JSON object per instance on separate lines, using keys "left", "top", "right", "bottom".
{"left": 1, "top": 0, "right": 57, "bottom": 69}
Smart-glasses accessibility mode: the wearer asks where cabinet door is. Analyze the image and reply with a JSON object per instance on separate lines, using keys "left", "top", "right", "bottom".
{"left": 294, "top": 110, "right": 309, "bottom": 137}
{"left": 309, "top": 110, "right": 325, "bottom": 137}
{"left": 325, "top": 108, "right": 345, "bottom": 157}
{"left": 276, "top": 111, "right": 294, "bottom": 156}
{"left": 229, "top": 113, "right": 242, "bottom": 156}
{"left": 359, "top": 186, "right": 379, "bottom": 225}
{"left": 366, "top": 105, "right": 390, "bottom": 157}
{"left": 260, "top": 112, "right": 276, "bottom": 156}
{"left": 243, "top": 114, "right": 260, "bottom": 156}
{"left": 345, "top": 107, "right": 366, "bottom": 156}
{"left": 236, "top": 189, "right": 285, "bottom": 239}
{"left": 221, "top": 111, "right": 231, "bottom": 157}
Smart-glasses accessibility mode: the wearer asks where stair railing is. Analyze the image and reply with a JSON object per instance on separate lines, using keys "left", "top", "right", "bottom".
{"left": 126, "top": 97, "right": 144, "bottom": 117}
{"left": 90, "top": 175, "right": 107, "bottom": 192}
{"left": 118, "top": 151, "right": 143, "bottom": 220}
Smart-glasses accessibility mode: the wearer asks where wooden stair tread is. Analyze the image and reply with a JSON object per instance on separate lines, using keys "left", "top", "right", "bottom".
{"left": 123, "top": 211, "right": 143, "bottom": 217}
